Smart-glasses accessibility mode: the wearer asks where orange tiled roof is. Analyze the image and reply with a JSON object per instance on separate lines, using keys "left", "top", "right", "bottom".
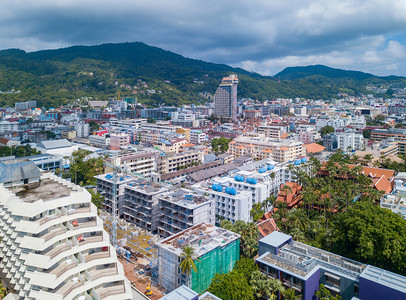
{"left": 236, "top": 145, "right": 245, "bottom": 149}
{"left": 257, "top": 219, "right": 278, "bottom": 237}
{"left": 180, "top": 143, "right": 195, "bottom": 147}
{"left": 373, "top": 175, "right": 392, "bottom": 193}
{"left": 360, "top": 166, "right": 395, "bottom": 180}
{"left": 280, "top": 133, "right": 288, "bottom": 139}
{"left": 305, "top": 143, "right": 326, "bottom": 153}
{"left": 229, "top": 141, "right": 237, "bottom": 144}
{"left": 280, "top": 147, "right": 289, "bottom": 151}
{"left": 262, "top": 148, "right": 273, "bottom": 153}
{"left": 246, "top": 144, "right": 255, "bottom": 147}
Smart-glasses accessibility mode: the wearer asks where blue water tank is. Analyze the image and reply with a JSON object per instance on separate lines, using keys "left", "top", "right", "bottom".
{"left": 267, "top": 164, "right": 275, "bottom": 170}
{"left": 234, "top": 175, "right": 245, "bottom": 182}
{"left": 225, "top": 187, "right": 237, "bottom": 195}
{"left": 294, "top": 160, "right": 301, "bottom": 165}
{"left": 301, "top": 157, "right": 308, "bottom": 163}
{"left": 246, "top": 178, "right": 257, "bottom": 185}
{"left": 212, "top": 184, "right": 223, "bottom": 192}
{"left": 258, "top": 167, "right": 267, "bottom": 173}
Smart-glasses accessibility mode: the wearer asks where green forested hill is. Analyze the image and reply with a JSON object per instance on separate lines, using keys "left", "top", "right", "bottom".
{"left": 0, "top": 42, "right": 404, "bottom": 108}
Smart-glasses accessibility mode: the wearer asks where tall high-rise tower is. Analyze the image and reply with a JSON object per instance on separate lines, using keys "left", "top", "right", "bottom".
{"left": 214, "top": 74, "right": 238, "bottom": 122}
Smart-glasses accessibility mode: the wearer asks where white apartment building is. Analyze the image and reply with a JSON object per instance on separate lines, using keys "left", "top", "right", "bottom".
{"left": 189, "top": 130, "right": 207, "bottom": 145}
{"left": 157, "top": 189, "right": 215, "bottom": 238}
{"left": 0, "top": 160, "right": 132, "bottom": 300}
{"left": 0, "top": 121, "right": 19, "bottom": 134}
{"left": 193, "top": 182, "right": 252, "bottom": 224}
{"left": 107, "top": 151, "right": 156, "bottom": 178}
{"left": 257, "top": 125, "right": 289, "bottom": 140}
{"left": 336, "top": 132, "right": 364, "bottom": 151}
{"left": 74, "top": 123, "right": 89, "bottom": 138}
{"left": 109, "top": 118, "right": 147, "bottom": 132}
{"left": 88, "top": 134, "right": 110, "bottom": 148}
{"left": 155, "top": 150, "right": 204, "bottom": 174}
{"left": 139, "top": 122, "right": 181, "bottom": 135}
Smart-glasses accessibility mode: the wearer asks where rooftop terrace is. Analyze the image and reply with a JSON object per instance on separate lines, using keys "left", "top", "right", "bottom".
{"left": 157, "top": 223, "right": 240, "bottom": 257}
{"left": 126, "top": 178, "right": 168, "bottom": 195}
{"left": 8, "top": 177, "right": 73, "bottom": 203}
{"left": 159, "top": 189, "right": 210, "bottom": 208}
{"left": 260, "top": 240, "right": 367, "bottom": 279}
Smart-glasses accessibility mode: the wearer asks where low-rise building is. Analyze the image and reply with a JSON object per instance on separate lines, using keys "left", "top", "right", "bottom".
{"left": 109, "top": 132, "right": 130, "bottom": 149}
{"left": 157, "top": 223, "right": 240, "bottom": 294}
{"left": 229, "top": 135, "right": 305, "bottom": 162}
{"left": 189, "top": 130, "right": 207, "bottom": 145}
{"left": 88, "top": 133, "right": 110, "bottom": 148}
{"left": 106, "top": 151, "right": 156, "bottom": 178}
{"left": 257, "top": 231, "right": 406, "bottom": 300}
{"left": 156, "top": 150, "right": 204, "bottom": 174}
{"left": 157, "top": 189, "right": 215, "bottom": 238}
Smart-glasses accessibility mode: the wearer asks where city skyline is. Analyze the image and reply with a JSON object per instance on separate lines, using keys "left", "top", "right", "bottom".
{"left": 0, "top": 1, "right": 405, "bottom": 76}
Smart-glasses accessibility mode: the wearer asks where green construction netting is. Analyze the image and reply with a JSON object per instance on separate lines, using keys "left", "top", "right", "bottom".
{"left": 189, "top": 240, "right": 240, "bottom": 294}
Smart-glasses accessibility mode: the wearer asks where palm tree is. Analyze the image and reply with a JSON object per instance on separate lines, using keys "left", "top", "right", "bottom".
{"left": 179, "top": 245, "right": 199, "bottom": 286}
{"left": 283, "top": 288, "right": 301, "bottom": 300}
{"left": 269, "top": 278, "right": 285, "bottom": 300}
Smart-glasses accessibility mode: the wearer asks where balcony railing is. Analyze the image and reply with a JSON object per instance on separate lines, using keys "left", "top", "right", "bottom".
{"left": 85, "top": 250, "right": 110, "bottom": 263}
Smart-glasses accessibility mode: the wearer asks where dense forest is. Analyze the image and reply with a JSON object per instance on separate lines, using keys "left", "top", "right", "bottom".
{"left": 1, "top": 42, "right": 405, "bottom": 108}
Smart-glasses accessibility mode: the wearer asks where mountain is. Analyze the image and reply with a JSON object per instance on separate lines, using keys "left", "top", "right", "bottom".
{"left": 0, "top": 42, "right": 404, "bottom": 108}
{"left": 275, "top": 65, "right": 378, "bottom": 81}
{"left": 275, "top": 64, "right": 406, "bottom": 83}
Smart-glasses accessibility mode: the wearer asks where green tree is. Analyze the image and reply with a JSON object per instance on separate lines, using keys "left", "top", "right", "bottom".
{"left": 179, "top": 245, "right": 199, "bottom": 285}
{"left": 319, "top": 126, "right": 335, "bottom": 137}
{"left": 88, "top": 120, "right": 100, "bottom": 133}
{"left": 220, "top": 220, "right": 259, "bottom": 258}
{"left": 208, "top": 271, "right": 255, "bottom": 300}
{"left": 211, "top": 137, "right": 232, "bottom": 153}
{"left": 315, "top": 283, "right": 342, "bottom": 300}
{"left": 329, "top": 201, "right": 406, "bottom": 275}
{"left": 283, "top": 288, "right": 301, "bottom": 300}
{"left": 88, "top": 189, "right": 104, "bottom": 210}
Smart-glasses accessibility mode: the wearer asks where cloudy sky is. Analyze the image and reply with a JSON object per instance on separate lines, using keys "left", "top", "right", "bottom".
{"left": 1, "top": 0, "right": 406, "bottom": 76}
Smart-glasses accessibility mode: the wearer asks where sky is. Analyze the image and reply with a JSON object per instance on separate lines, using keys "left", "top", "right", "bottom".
{"left": 1, "top": 0, "right": 406, "bottom": 76}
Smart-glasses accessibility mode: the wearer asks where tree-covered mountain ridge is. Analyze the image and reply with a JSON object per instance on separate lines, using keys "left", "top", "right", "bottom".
{"left": 0, "top": 42, "right": 404, "bottom": 108}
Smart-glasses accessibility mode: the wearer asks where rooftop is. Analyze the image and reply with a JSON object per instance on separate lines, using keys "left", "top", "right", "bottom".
{"left": 36, "top": 139, "right": 71, "bottom": 150}
{"left": 96, "top": 173, "right": 135, "bottom": 185}
{"left": 360, "top": 265, "right": 406, "bottom": 294}
{"left": 8, "top": 177, "right": 73, "bottom": 203}
{"left": 157, "top": 223, "right": 240, "bottom": 258}
{"left": 159, "top": 189, "right": 211, "bottom": 208}
{"left": 258, "top": 238, "right": 367, "bottom": 279}
{"left": 0, "top": 160, "right": 41, "bottom": 184}
{"left": 159, "top": 285, "right": 198, "bottom": 300}
{"left": 126, "top": 178, "right": 168, "bottom": 195}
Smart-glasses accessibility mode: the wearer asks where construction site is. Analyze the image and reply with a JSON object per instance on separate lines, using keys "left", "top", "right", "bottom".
{"left": 100, "top": 210, "right": 164, "bottom": 299}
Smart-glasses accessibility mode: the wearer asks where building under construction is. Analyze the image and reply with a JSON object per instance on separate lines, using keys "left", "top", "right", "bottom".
{"left": 156, "top": 223, "right": 240, "bottom": 294}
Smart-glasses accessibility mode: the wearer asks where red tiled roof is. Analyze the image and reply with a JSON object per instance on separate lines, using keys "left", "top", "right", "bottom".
{"left": 0, "top": 138, "right": 9, "bottom": 145}
{"left": 257, "top": 219, "right": 278, "bottom": 237}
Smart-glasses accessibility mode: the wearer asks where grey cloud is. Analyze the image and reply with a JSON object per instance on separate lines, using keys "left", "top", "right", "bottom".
{"left": 0, "top": 0, "right": 405, "bottom": 75}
